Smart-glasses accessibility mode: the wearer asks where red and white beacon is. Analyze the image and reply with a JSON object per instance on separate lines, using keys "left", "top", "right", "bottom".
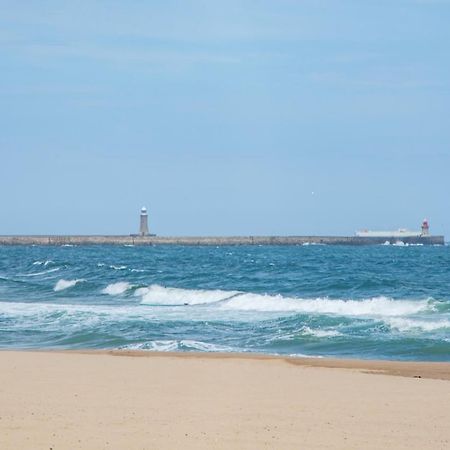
{"left": 421, "top": 219, "right": 430, "bottom": 236}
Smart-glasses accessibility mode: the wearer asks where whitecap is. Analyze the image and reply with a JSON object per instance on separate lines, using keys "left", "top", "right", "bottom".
{"left": 54, "top": 279, "right": 85, "bottom": 292}
{"left": 137, "top": 284, "right": 240, "bottom": 306}
{"left": 102, "top": 282, "right": 132, "bottom": 296}
{"left": 33, "top": 260, "right": 54, "bottom": 266}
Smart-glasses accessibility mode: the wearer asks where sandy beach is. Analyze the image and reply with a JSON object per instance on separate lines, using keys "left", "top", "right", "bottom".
{"left": 0, "top": 351, "right": 449, "bottom": 449}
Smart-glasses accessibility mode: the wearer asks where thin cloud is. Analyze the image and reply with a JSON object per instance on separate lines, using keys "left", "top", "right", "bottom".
{"left": 309, "top": 69, "right": 445, "bottom": 90}
{"left": 5, "top": 40, "right": 242, "bottom": 69}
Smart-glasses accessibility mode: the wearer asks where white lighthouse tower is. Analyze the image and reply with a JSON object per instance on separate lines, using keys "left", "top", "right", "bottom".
{"left": 139, "top": 207, "right": 149, "bottom": 236}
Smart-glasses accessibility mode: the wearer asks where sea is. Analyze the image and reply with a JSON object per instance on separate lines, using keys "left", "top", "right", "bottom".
{"left": 0, "top": 244, "right": 449, "bottom": 361}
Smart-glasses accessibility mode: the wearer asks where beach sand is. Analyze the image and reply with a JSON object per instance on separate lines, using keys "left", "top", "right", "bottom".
{"left": 1, "top": 351, "right": 449, "bottom": 449}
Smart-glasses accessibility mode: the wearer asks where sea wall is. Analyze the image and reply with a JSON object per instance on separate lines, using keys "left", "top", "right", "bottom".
{"left": 0, "top": 235, "right": 445, "bottom": 246}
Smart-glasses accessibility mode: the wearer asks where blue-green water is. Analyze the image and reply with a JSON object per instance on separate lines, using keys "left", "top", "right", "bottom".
{"left": 1, "top": 244, "right": 449, "bottom": 361}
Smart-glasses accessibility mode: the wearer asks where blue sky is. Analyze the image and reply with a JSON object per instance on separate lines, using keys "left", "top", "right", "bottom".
{"left": 1, "top": 0, "right": 449, "bottom": 236}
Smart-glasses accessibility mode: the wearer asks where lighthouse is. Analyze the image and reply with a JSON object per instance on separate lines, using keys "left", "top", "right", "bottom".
{"left": 139, "top": 207, "right": 149, "bottom": 236}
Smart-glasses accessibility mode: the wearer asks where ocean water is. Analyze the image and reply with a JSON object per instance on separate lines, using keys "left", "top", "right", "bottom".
{"left": 0, "top": 244, "right": 449, "bottom": 361}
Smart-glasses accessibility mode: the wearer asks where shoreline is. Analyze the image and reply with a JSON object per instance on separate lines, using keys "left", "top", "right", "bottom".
{"left": 4, "top": 348, "right": 450, "bottom": 380}
{"left": 1, "top": 350, "right": 450, "bottom": 449}
{"left": 95, "top": 349, "right": 450, "bottom": 380}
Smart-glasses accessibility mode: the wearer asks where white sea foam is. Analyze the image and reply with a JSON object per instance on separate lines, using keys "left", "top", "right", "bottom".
{"left": 54, "top": 279, "right": 85, "bottom": 292}
{"left": 109, "top": 265, "right": 127, "bottom": 270}
{"left": 32, "top": 260, "right": 54, "bottom": 266}
{"left": 386, "top": 318, "right": 450, "bottom": 332}
{"left": 301, "top": 327, "right": 343, "bottom": 338}
{"left": 129, "top": 340, "right": 179, "bottom": 352}
{"left": 0, "top": 301, "right": 155, "bottom": 322}
{"left": 0, "top": 301, "right": 160, "bottom": 334}
{"left": 181, "top": 340, "right": 234, "bottom": 352}
{"left": 268, "top": 327, "right": 342, "bottom": 343}
{"left": 137, "top": 285, "right": 240, "bottom": 306}
{"left": 102, "top": 282, "right": 132, "bottom": 296}
{"left": 121, "top": 340, "right": 234, "bottom": 352}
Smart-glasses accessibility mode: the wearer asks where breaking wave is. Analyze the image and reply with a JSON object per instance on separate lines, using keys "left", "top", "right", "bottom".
{"left": 136, "top": 285, "right": 432, "bottom": 317}
{"left": 54, "top": 279, "right": 85, "bottom": 292}
{"left": 137, "top": 285, "right": 241, "bottom": 306}
{"left": 221, "top": 293, "right": 431, "bottom": 316}
{"left": 102, "top": 282, "right": 133, "bottom": 296}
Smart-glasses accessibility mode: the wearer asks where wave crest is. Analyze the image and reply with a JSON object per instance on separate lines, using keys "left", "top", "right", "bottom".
{"left": 20, "top": 268, "right": 60, "bottom": 277}
{"left": 102, "top": 282, "right": 132, "bottom": 296}
{"left": 137, "top": 285, "right": 240, "bottom": 306}
{"left": 136, "top": 285, "right": 432, "bottom": 317}
{"left": 222, "top": 293, "right": 430, "bottom": 317}
{"left": 54, "top": 279, "right": 85, "bottom": 292}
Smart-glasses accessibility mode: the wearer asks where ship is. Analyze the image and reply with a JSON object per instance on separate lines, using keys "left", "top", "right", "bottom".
{"left": 355, "top": 219, "right": 443, "bottom": 245}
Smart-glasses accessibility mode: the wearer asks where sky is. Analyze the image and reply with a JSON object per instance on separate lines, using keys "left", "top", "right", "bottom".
{"left": 1, "top": 0, "right": 449, "bottom": 237}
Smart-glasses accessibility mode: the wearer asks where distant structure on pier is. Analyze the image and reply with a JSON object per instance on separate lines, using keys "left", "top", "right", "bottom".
{"left": 139, "top": 207, "right": 149, "bottom": 236}
{"left": 421, "top": 219, "right": 430, "bottom": 236}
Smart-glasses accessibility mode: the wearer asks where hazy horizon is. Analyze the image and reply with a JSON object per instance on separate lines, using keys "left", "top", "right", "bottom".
{"left": 1, "top": 1, "right": 449, "bottom": 237}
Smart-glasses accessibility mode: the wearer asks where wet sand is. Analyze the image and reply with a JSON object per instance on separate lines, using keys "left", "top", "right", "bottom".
{"left": 1, "top": 351, "right": 449, "bottom": 449}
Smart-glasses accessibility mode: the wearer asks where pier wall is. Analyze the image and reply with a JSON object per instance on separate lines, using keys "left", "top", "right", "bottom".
{"left": 0, "top": 235, "right": 445, "bottom": 246}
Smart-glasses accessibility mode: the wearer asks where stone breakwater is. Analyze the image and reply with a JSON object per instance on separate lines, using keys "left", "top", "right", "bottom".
{"left": 0, "top": 235, "right": 445, "bottom": 246}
